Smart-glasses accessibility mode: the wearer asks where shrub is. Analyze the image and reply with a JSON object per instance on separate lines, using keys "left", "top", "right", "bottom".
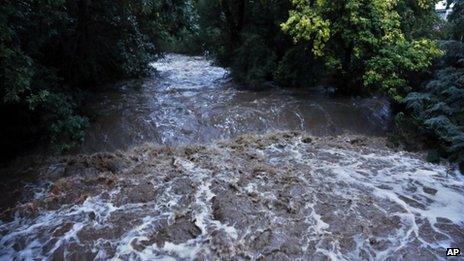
{"left": 404, "top": 41, "right": 464, "bottom": 170}
{"left": 231, "top": 34, "right": 278, "bottom": 89}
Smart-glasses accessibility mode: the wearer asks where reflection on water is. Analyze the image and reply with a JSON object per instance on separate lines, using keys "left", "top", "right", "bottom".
{"left": 80, "top": 54, "right": 390, "bottom": 153}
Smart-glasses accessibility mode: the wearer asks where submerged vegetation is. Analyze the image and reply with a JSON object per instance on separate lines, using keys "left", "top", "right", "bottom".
{"left": 0, "top": 0, "right": 463, "bottom": 169}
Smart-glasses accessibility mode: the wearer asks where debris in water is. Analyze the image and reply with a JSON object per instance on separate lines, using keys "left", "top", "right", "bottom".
{"left": 0, "top": 132, "right": 463, "bottom": 260}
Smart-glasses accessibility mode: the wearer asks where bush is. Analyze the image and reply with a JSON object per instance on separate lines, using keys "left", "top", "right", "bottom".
{"left": 231, "top": 34, "right": 277, "bottom": 88}
{"left": 403, "top": 41, "right": 464, "bottom": 170}
{"left": 276, "top": 45, "right": 325, "bottom": 88}
{"left": 196, "top": 0, "right": 315, "bottom": 89}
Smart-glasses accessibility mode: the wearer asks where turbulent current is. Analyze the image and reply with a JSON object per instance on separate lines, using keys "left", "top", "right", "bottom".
{"left": 0, "top": 55, "right": 463, "bottom": 260}
{"left": 79, "top": 54, "right": 389, "bottom": 153}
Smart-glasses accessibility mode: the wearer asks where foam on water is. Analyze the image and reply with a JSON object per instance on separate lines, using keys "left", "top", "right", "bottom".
{"left": 0, "top": 133, "right": 462, "bottom": 260}
{"left": 79, "top": 54, "right": 390, "bottom": 154}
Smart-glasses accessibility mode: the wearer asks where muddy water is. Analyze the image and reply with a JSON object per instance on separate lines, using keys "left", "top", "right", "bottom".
{"left": 0, "top": 133, "right": 463, "bottom": 260}
{"left": 1, "top": 55, "right": 463, "bottom": 260}
{"left": 79, "top": 54, "right": 389, "bottom": 153}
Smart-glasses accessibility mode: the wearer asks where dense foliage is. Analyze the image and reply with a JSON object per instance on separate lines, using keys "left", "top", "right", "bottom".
{"left": 195, "top": 0, "right": 463, "bottom": 169}
{"left": 447, "top": 0, "right": 464, "bottom": 40}
{"left": 0, "top": 0, "right": 190, "bottom": 156}
{"left": 195, "top": 0, "right": 445, "bottom": 99}
{"left": 401, "top": 1, "right": 464, "bottom": 170}
{"left": 195, "top": 0, "right": 324, "bottom": 88}
{"left": 281, "top": 0, "right": 443, "bottom": 100}
{"left": 404, "top": 41, "right": 464, "bottom": 169}
{"left": 2, "top": 0, "right": 463, "bottom": 170}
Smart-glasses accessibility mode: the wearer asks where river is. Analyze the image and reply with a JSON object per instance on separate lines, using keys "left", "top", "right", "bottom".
{"left": 79, "top": 54, "right": 389, "bottom": 153}
{"left": 0, "top": 54, "right": 463, "bottom": 260}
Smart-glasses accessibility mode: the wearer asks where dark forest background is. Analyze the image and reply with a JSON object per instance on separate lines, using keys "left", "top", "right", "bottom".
{"left": 1, "top": 0, "right": 463, "bottom": 170}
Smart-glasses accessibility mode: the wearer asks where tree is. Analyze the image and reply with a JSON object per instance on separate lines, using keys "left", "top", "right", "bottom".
{"left": 196, "top": 0, "right": 325, "bottom": 88}
{"left": 281, "top": 0, "right": 442, "bottom": 100}
{"left": 404, "top": 41, "right": 464, "bottom": 170}
{"left": 447, "top": 0, "right": 464, "bottom": 41}
{"left": 0, "top": 0, "right": 192, "bottom": 156}
{"left": 402, "top": 2, "right": 464, "bottom": 170}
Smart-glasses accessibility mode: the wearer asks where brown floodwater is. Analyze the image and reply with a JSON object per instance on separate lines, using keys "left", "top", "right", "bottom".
{"left": 1, "top": 55, "right": 463, "bottom": 260}
{"left": 78, "top": 54, "right": 390, "bottom": 153}
{"left": 1, "top": 133, "right": 463, "bottom": 260}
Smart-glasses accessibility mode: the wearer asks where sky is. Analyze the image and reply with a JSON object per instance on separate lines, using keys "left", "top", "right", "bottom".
{"left": 436, "top": 0, "right": 454, "bottom": 10}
